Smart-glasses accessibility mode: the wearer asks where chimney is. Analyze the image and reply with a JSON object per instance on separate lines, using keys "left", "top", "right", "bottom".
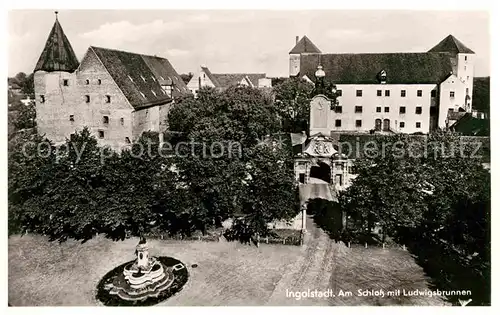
{"left": 296, "top": 36, "right": 299, "bottom": 44}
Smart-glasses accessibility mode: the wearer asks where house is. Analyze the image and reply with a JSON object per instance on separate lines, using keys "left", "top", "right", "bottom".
{"left": 187, "top": 66, "right": 271, "bottom": 96}
{"left": 289, "top": 35, "right": 475, "bottom": 134}
{"left": 33, "top": 14, "right": 189, "bottom": 150}
{"left": 449, "top": 112, "right": 489, "bottom": 136}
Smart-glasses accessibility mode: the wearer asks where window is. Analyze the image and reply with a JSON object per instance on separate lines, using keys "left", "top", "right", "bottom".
{"left": 85, "top": 79, "right": 89, "bottom": 85}
{"left": 375, "top": 119, "right": 382, "bottom": 131}
{"left": 355, "top": 106, "right": 363, "bottom": 113}
{"left": 450, "top": 91, "right": 455, "bottom": 98}
{"left": 335, "top": 174, "right": 343, "bottom": 186}
{"left": 69, "top": 115, "right": 74, "bottom": 122}
{"left": 98, "top": 79, "right": 102, "bottom": 85}
{"left": 105, "top": 95, "right": 111, "bottom": 103}
{"left": 399, "top": 106, "right": 406, "bottom": 114}
{"left": 417, "top": 90, "right": 422, "bottom": 97}
{"left": 102, "top": 116, "right": 109, "bottom": 124}
{"left": 85, "top": 95, "right": 90, "bottom": 103}
{"left": 356, "top": 90, "right": 363, "bottom": 97}
{"left": 384, "top": 107, "right": 389, "bottom": 113}
{"left": 400, "top": 122, "right": 405, "bottom": 128}
{"left": 125, "top": 137, "right": 131, "bottom": 144}
{"left": 63, "top": 79, "right": 69, "bottom": 86}
{"left": 334, "top": 106, "right": 342, "bottom": 113}
{"left": 336, "top": 89, "right": 342, "bottom": 96}
{"left": 416, "top": 122, "right": 421, "bottom": 128}
{"left": 299, "top": 173, "right": 305, "bottom": 184}
{"left": 335, "top": 119, "right": 342, "bottom": 127}
{"left": 376, "top": 106, "right": 381, "bottom": 113}
{"left": 431, "top": 90, "right": 437, "bottom": 97}
{"left": 385, "top": 90, "right": 390, "bottom": 97}
{"left": 98, "top": 130, "right": 105, "bottom": 139}
{"left": 40, "top": 95, "right": 45, "bottom": 103}
{"left": 415, "top": 106, "right": 422, "bottom": 114}
{"left": 120, "top": 118, "right": 124, "bottom": 125}
{"left": 355, "top": 120, "right": 362, "bottom": 127}
{"left": 466, "top": 88, "right": 469, "bottom": 95}
{"left": 448, "top": 108, "right": 454, "bottom": 112}
{"left": 465, "top": 56, "right": 468, "bottom": 61}
{"left": 383, "top": 119, "right": 390, "bottom": 131}
{"left": 401, "top": 90, "right": 406, "bottom": 97}
{"left": 377, "top": 90, "right": 382, "bottom": 96}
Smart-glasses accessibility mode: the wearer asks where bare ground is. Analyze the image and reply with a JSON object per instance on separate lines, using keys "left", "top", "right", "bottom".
{"left": 8, "top": 217, "right": 448, "bottom": 306}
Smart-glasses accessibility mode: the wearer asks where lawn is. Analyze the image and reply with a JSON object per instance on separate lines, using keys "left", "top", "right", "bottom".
{"left": 8, "top": 220, "right": 449, "bottom": 306}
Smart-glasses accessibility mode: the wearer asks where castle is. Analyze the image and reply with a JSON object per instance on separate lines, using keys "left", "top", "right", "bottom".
{"left": 33, "top": 14, "right": 190, "bottom": 150}
{"left": 289, "top": 35, "right": 475, "bottom": 135}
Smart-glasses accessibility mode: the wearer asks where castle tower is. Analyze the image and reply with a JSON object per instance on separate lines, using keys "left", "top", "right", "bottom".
{"left": 34, "top": 12, "right": 80, "bottom": 142}
{"left": 429, "top": 35, "right": 475, "bottom": 112}
{"left": 289, "top": 35, "right": 322, "bottom": 77}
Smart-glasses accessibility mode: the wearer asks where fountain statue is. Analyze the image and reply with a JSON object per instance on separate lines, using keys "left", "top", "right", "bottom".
{"left": 104, "top": 237, "right": 176, "bottom": 302}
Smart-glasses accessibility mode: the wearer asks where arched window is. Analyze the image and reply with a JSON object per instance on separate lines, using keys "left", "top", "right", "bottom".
{"left": 383, "top": 119, "right": 390, "bottom": 131}
{"left": 375, "top": 119, "right": 382, "bottom": 131}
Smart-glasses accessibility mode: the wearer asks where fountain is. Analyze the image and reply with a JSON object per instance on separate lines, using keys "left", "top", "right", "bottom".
{"left": 97, "top": 237, "right": 189, "bottom": 306}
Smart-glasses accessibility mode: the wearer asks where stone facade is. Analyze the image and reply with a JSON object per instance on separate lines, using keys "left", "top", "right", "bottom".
{"left": 33, "top": 18, "right": 186, "bottom": 151}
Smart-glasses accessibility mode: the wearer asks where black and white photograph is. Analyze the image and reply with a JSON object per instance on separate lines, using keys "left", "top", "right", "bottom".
{"left": 5, "top": 2, "right": 493, "bottom": 309}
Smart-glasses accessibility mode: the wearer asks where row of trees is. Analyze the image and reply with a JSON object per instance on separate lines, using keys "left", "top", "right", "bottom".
{"left": 338, "top": 133, "right": 490, "bottom": 305}
{"left": 9, "top": 83, "right": 308, "bottom": 242}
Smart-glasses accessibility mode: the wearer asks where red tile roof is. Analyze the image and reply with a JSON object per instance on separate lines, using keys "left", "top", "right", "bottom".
{"left": 34, "top": 18, "right": 79, "bottom": 73}
{"left": 90, "top": 46, "right": 189, "bottom": 109}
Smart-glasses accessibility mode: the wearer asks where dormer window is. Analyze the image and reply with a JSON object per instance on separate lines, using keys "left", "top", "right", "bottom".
{"left": 69, "top": 115, "right": 74, "bottom": 122}
{"left": 152, "top": 90, "right": 157, "bottom": 97}
{"left": 105, "top": 95, "right": 111, "bottom": 103}
{"left": 151, "top": 76, "right": 156, "bottom": 81}
{"left": 40, "top": 95, "right": 45, "bottom": 103}
{"left": 141, "top": 75, "right": 146, "bottom": 82}
{"left": 63, "top": 79, "right": 69, "bottom": 86}
{"left": 102, "top": 116, "right": 109, "bottom": 124}
{"left": 140, "top": 92, "right": 146, "bottom": 98}
{"left": 85, "top": 95, "right": 90, "bottom": 103}
{"left": 98, "top": 79, "right": 102, "bottom": 85}
{"left": 128, "top": 75, "right": 134, "bottom": 83}
{"left": 85, "top": 79, "right": 90, "bottom": 85}
{"left": 378, "top": 70, "right": 387, "bottom": 84}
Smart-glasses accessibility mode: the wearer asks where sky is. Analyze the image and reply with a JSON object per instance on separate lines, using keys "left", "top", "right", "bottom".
{"left": 8, "top": 10, "right": 490, "bottom": 78}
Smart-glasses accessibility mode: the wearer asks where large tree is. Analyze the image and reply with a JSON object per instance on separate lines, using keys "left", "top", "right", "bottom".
{"left": 168, "top": 85, "right": 297, "bottom": 236}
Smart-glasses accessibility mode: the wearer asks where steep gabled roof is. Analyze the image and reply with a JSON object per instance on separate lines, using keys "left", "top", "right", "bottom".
{"left": 34, "top": 18, "right": 79, "bottom": 73}
{"left": 300, "top": 52, "right": 454, "bottom": 84}
{"left": 428, "top": 35, "right": 475, "bottom": 54}
{"left": 90, "top": 46, "right": 189, "bottom": 109}
{"left": 201, "top": 66, "right": 221, "bottom": 87}
{"left": 289, "top": 36, "right": 322, "bottom": 54}
{"left": 212, "top": 73, "right": 266, "bottom": 89}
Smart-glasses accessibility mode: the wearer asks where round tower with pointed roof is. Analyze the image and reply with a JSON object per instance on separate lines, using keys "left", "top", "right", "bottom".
{"left": 34, "top": 12, "right": 80, "bottom": 143}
